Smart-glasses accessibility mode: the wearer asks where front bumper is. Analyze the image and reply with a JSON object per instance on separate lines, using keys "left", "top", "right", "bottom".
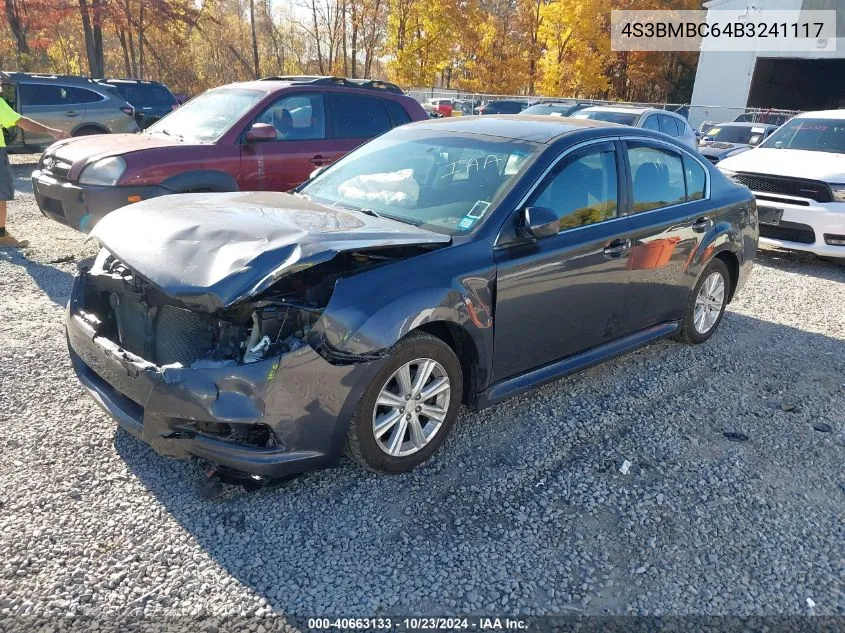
{"left": 66, "top": 273, "right": 384, "bottom": 477}
{"left": 755, "top": 197, "right": 845, "bottom": 258}
{"left": 32, "top": 170, "right": 168, "bottom": 233}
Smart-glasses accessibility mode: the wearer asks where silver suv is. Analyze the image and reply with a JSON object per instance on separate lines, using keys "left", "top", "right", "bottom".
{"left": 0, "top": 72, "right": 139, "bottom": 151}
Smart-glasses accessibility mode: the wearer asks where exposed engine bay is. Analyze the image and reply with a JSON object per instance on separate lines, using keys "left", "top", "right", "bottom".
{"left": 80, "top": 246, "right": 429, "bottom": 369}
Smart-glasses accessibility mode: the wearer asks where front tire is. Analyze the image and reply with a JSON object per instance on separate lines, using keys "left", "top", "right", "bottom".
{"left": 676, "top": 258, "right": 731, "bottom": 344}
{"left": 345, "top": 332, "right": 463, "bottom": 473}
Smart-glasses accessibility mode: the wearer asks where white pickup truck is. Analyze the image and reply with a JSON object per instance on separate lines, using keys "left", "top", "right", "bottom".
{"left": 718, "top": 110, "right": 845, "bottom": 260}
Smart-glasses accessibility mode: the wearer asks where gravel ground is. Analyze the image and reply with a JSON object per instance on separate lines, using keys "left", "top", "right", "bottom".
{"left": 1, "top": 154, "right": 843, "bottom": 630}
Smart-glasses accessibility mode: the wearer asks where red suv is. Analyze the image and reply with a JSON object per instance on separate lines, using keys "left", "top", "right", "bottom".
{"left": 32, "top": 76, "right": 426, "bottom": 232}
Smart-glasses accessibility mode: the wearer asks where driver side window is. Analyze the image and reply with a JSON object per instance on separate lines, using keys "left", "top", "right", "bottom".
{"left": 253, "top": 93, "right": 326, "bottom": 141}
{"left": 531, "top": 145, "right": 619, "bottom": 231}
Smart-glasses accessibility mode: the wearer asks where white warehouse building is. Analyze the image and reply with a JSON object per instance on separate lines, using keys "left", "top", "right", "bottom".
{"left": 688, "top": 0, "right": 845, "bottom": 129}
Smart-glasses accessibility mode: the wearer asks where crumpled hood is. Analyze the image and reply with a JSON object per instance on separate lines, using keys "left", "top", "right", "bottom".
{"left": 718, "top": 148, "right": 845, "bottom": 181}
{"left": 91, "top": 191, "right": 451, "bottom": 312}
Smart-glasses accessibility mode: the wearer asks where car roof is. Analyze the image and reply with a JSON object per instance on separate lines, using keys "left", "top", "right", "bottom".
{"left": 579, "top": 105, "right": 650, "bottom": 115}
{"left": 413, "top": 115, "right": 620, "bottom": 143}
{"left": 227, "top": 78, "right": 409, "bottom": 98}
{"left": 794, "top": 109, "right": 845, "bottom": 119}
{"left": 101, "top": 78, "right": 166, "bottom": 86}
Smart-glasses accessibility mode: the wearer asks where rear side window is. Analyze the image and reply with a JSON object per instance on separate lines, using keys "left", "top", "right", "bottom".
{"left": 642, "top": 115, "right": 660, "bottom": 131}
{"left": 383, "top": 99, "right": 411, "bottom": 126}
{"left": 330, "top": 93, "right": 392, "bottom": 139}
{"left": 67, "top": 87, "right": 103, "bottom": 104}
{"left": 532, "top": 144, "right": 619, "bottom": 230}
{"left": 627, "top": 144, "right": 686, "bottom": 212}
{"left": 658, "top": 115, "right": 681, "bottom": 136}
{"left": 684, "top": 155, "right": 706, "bottom": 201}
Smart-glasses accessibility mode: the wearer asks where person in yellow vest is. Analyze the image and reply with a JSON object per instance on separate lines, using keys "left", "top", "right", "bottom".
{"left": 0, "top": 92, "right": 69, "bottom": 248}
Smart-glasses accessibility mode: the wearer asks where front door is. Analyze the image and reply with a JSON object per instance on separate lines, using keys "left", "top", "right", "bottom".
{"left": 240, "top": 93, "right": 339, "bottom": 192}
{"left": 19, "top": 82, "right": 85, "bottom": 145}
{"left": 622, "top": 140, "right": 712, "bottom": 331}
{"left": 492, "top": 140, "right": 633, "bottom": 381}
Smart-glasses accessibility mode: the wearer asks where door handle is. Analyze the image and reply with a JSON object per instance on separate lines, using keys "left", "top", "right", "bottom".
{"left": 309, "top": 155, "right": 331, "bottom": 166}
{"left": 692, "top": 216, "right": 713, "bottom": 233}
{"left": 603, "top": 238, "right": 631, "bottom": 258}
{"left": 65, "top": 111, "right": 79, "bottom": 117}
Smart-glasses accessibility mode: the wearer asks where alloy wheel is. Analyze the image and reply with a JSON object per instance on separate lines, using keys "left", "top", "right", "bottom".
{"left": 372, "top": 358, "right": 451, "bottom": 457}
{"left": 693, "top": 272, "right": 726, "bottom": 334}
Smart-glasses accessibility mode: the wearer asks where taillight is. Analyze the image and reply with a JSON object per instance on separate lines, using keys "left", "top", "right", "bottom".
{"left": 120, "top": 106, "right": 134, "bottom": 117}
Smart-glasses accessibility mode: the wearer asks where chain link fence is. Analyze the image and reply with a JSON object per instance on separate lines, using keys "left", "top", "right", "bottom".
{"left": 409, "top": 87, "right": 803, "bottom": 132}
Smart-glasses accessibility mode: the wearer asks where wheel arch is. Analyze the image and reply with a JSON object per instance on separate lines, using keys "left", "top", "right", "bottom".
{"left": 713, "top": 249, "right": 740, "bottom": 303}
{"left": 71, "top": 123, "right": 109, "bottom": 136}
{"left": 414, "top": 321, "right": 480, "bottom": 407}
{"left": 160, "top": 170, "right": 240, "bottom": 193}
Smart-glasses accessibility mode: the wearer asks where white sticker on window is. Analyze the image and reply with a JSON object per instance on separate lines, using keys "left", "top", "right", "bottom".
{"left": 467, "top": 200, "right": 491, "bottom": 220}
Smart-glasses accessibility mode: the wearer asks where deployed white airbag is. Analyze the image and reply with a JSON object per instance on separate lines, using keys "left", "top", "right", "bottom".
{"left": 338, "top": 168, "right": 419, "bottom": 208}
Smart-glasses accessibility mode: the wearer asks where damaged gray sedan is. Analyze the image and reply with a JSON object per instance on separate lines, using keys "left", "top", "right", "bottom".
{"left": 67, "top": 116, "right": 756, "bottom": 482}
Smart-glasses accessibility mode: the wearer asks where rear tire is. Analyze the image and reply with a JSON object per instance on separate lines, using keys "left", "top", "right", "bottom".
{"left": 675, "top": 258, "right": 731, "bottom": 344}
{"left": 345, "top": 332, "right": 463, "bottom": 473}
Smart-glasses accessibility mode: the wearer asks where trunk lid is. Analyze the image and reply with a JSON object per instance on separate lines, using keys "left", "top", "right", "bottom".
{"left": 91, "top": 191, "right": 451, "bottom": 312}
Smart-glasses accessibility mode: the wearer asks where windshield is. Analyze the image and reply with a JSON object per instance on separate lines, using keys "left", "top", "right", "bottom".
{"left": 300, "top": 128, "right": 539, "bottom": 236}
{"left": 573, "top": 110, "right": 639, "bottom": 125}
{"left": 759, "top": 118, "right": 845, "bottom": 154}
{"left": 706, "top": 125, "right": 767, "bottom": 145}
{"left": 522, "top": 104, "right": 577, "bottom": 116}
{"left": 147, "top": 88, "right": 265, "bottom": 143}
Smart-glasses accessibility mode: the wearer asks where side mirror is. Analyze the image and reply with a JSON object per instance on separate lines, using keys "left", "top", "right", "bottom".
{"left": 245, "top": 122, "right": 277, "bottom": 143}
{"left": 518, "top": 206, "right": 559, "bottom": 240}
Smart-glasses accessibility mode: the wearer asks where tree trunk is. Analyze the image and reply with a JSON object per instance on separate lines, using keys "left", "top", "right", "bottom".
{"left": 117, "top": 27, "right": 132, "bottom": 77}
{"left": 4, "top": 0, "right": 30, "bottom": 66}
{"left": 311, "top": 0, "right": 324, "bottom": 74}
{"left": 138, "top": 0, "right": 145, "bottom": 78}
{"left": 250, "top": 0, "right": 260, "bottom": 78}
{"left": 341, "top": 0, "right": 347, "bottom": 76}
{"left": 79, "top": 0, "right": 95, "bottom": 76}
{"left": 92, "top": 0, "right": 105, "bottom": 77}
{"left": 349, "top": 0, "right": 357, "bottom": 77}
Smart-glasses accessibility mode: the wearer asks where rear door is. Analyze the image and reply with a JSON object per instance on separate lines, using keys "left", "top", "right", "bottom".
{"left": 622, "top": 139, "right": 712, "bottom": 332}
{"left": 328, "top": 92, "right": 395, "bottom": 157}
{"left": 492, "top": 140, "right": 633, "bottom": 380}
{"left": 239, "top": 92, "right": 338, "bottom": 192}
{"left": 19, "top": 82, "right": 85, "bottom": 143}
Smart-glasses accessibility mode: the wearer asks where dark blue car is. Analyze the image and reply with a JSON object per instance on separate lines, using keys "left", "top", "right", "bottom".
{"left": 99, "top": 78, "right": 179, "bottom": 129}
{"left": 65, "top": 115, "right": 758, "bottom": 484}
